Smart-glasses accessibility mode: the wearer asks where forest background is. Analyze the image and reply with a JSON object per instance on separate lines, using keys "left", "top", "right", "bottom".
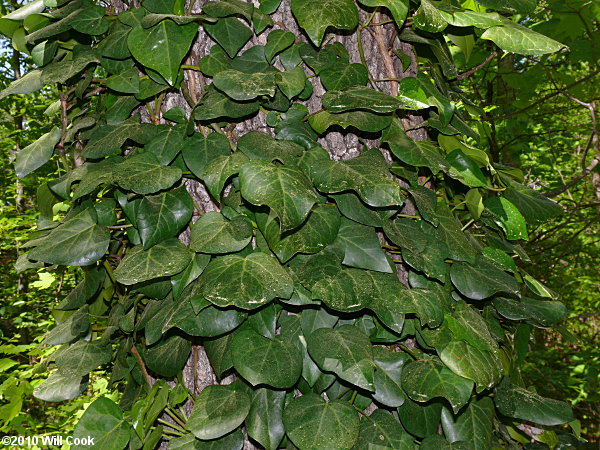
{"left": 0, "top": 0, "right": 598, "bottom": 447}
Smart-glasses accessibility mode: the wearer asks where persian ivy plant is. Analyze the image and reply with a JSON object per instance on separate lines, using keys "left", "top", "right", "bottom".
{"left": 1, "top": 0, "right": 580, "bottom": 448}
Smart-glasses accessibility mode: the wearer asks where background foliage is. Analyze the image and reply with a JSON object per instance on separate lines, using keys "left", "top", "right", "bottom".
{"left": 0, "top": 0, "right": 598, "bottom": 448}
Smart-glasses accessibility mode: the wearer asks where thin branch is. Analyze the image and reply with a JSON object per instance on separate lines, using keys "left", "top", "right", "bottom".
{"left": 131, "top": 344, "right": 153, "bottom": 387}
{"left": 457, "top": 51, "right": 497, "bottom": 81}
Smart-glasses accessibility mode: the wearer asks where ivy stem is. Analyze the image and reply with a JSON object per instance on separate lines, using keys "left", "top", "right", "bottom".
{"left": 396, "top": 213, "right": 420, "bottom": 219}
{"left": 158, "top": 419, "right": 186, "bottom": 435}
{"left": 336, "top": 387, "right": 351, "bottom": 399}
{"left": 349, "top": 391, "right": 358, "bottom": 405}
{"left": 131, "top": 344, "right": 153, "bottom": 387}
{"left": 165, "top": 408, "right": 187, "bottom": 429}
{"left": 106, "top": 224, "right": 133, "bottom": 229}
{"left": 398, "top": 343, "right": 419, "bottom": 360}
{"left": 357, "top": 28, "right": 378, "bottom": 90}
{"left": 461, "top": 219, "right": 475, "bottom": 231}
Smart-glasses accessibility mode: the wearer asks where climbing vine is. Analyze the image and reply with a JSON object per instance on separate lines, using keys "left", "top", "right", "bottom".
{"left": 0, "top": 0, "right": 581, "bottom": 448}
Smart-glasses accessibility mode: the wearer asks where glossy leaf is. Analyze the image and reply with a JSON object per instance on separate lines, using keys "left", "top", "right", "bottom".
{"left": 446, "top": 149, "right": 487, "bottom": 187}
{"left": 481, "top": 23, "right": 567, "bottom": 55}
{"left": 15, "top": 127, "right": 61, "bottom": 178}
{"left": 441, "top": 397, "right": 494, "bottom": 450}
{"left": 332, "top": 218, "right": 391, "bottom": 273}
{"left": 190, "top": 212, "right": 253, "bottom": 254}
{"left": 240, "top": 160, "right": 318, "bottom": 231}
{"left": 72, "top": 397, "right": 130, "bottom": 450}
{"left": 450, "top": 260, "right": 519, "bottom": 300}
{"left": 282, "top": 394, "right": 360, "bottom": 449}
{"left": 356, "top": 410, "right": 414, "bottom": 449}
{"left": 484, "top": 197, "right": 528, "bottom": 240}
{"left": 33, "top": 372, "right": 88, "bottom": 402}
{"left": 137, "top": 186, "right": 194, "bottom": 250}
{"left": 231, "top": 327, "right": 302, "bottom": 388}
{"left": 246, "top": 389, "right": 286, "bottom": 450}
{"left": 398, "top": 398, "right": 442, "bottom": 439}
{"left": 290, "top": 0, "right": 358, "bottom": 46}
{"left": 309, "top": 109, "right": 392, "bottom": 133}
{"left": 322, "top": 87, "right": 404, "bottom": 113}
{"left": 204, "top": 17, "right": 252, "bottom": 57}
{"left": 439, "top": 340, "right": 502, "bottom": 390}
{"left": 55, "top": 341, "right": 112, "bottom": 378}
{"left": 113, "top": 153, "right": 182, "bottom": 195}
{"left": 356, "top": 0, "right": 409, "bottom": 28}
{"left": 144, "top": 335, "right": 191, "bottom": 377}
{"left": 372, "top": 347, "right": 410, "bottom": 407}
{"left": 494, "top": 378, "right": 574, "bottom": 426}
{"left": 127, "top": 21, "right": 198, "bottom": 85}
{"left": 401, "top": 358, "right": 474, "bottom": 413}
{"left": 195, "top": 252, "right": 294, "bottom": 309}
{"left": 320, "top": 62, "right": 368, "bottom": 91}
{"left": 307, "top": 325, "right": 375, "bottom": 391}
{"left": 28, "top": 208, "right": 110, "bottom": 267}
{"left": 186, "top": 385, "right": 251, "bottom": 439}
{"left": 114, "top": 239, "right": 193, "bottom": 285}
{"left": 213, "top": 69, "right": 277, "bottom": 101}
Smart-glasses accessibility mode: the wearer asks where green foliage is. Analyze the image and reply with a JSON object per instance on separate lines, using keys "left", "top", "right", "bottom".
{"left": 1, "top": 0, "right": 596, "bottom": 447}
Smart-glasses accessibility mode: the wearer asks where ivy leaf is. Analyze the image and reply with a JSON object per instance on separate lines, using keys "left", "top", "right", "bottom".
{"left": 356, "top": 410, "right": 414, "bottom": 449}
{"left": 190, "top": 212, "right": 253, "bottom": 254}
{"left": 202, "top": 0, "right": 254, "bottom": 23}
{"left": 231, "top": 327, "right": 302, "bottom": 388}
{"left": 196, "top": 252, "right": 294, "bottom": 309}
{"left": 372, "top": 347, "right": 411, "bottom": 407}
{"left": 450, "top": 260, "right": 519, "bottom": 300}
{"left": 398, "top": 398, "right": 443, "bottom": 438}
{"left": 383, "top": 217, "right": 429, "bottom": 254}
{"left": 308, "top": 148, "right": 404, "bottom": 207}
{"left": 320, "top": 62, "right": 369, "bottom": 91}
{"left": 307, "top": 325, "right": 375, "bottom": 391}
{"left": 114, "top": 238, "right": 193, "bottom": 285}
{"left": 186, "top": 385, "right": 251, "bottom": 440}
{"left": 144, "top": 335, "right": 191, "bottom": 377}
{"left": 494, "top": 378, "right": 574, "bottom": 426}
{"left": 282, "top": 394, "right": 360, "bottom": 449}
{"left": 439, "top": 340, "right": 502, "bottom": 390}
{"left": 420, "top": 435, "right": 472, "bottom": 450}
{"left": 446, "top": 149, "right": 487, "bottom": 187}
{"left": 55, "top": 341, "right": 112, "bottom": 378}
{"left": 481, "top": 23, "right": 567, "bottom": 55}
{"left": 194, "top": 86, "right": 260, "bottom": 121}
{"left": 213, "top": 69, "right": 277, "bottom": 101}
{"left": 401, "top": 358, "right": 474, "bottom": 413}
{"left": 441, "top": 397, "right": 494, "bottom": 450}
{"left": 0, "top": 69, "right": 43, "bottom": 99}
{"left": 71, "top": 5, "right": 108, "bottom": 35}
{"left": 182, "top": 132, "right": 231, "bottom": 178}
{"left": 205, "top": 334, "right": 235, "bottom": 378}
{"left": 82, "top": 116, "right": 154, "bottom": 159}
{"left": 382, "top": 119, "right": 449, "bottom": 173}
{"left": 105, "top": 67, "right": 139, "bottom": 94}
{"left": 43, "top": 306, "right": 89, "bottom": 346}
{"left": 265, "top": 30, "right": 295, "bottom": 63}
{"left": 431, "top": 205, "right": 478, "bottom": 263}
{"left": 246, "top": 389, "right": 286, "bottom": 450}
{"left": 112, "top": 153, "right": 182, "bottom": 195}
{"left": 501, "top": 177, "right": 562, "bottom": 225}
{"left": 492, "top": 297, "right": 566, "bottom": 326}
{"left": 72, "top": 397, "right": 130, "bottom": 450}
{"left": 276, "top": 66, "right": 306, "bottom": 99}
{"left": 322, "top": 87, "right": 404, "bottom": 113}
{"left": 290, "top": 0, "right": 358, "bottom": 46}
{"left": 145, "top": 124, "right": 189, "bottom": 165}
{"left": 370, "top": 287, "right": 447, "bottom": 329}
{"left": 309, "top": 109, "right": 392, "bottom": 134}
{"left": 332, "top": 192, "right": 397, "bottom": 227}
{"left": 204, "top": 17, "right": 252, "bottom": 57}
{"left": 15, "top": 127, "right": 61, "bottom": 178}
{"left": 445, "top": 302, "right": 498, "bottom": 352}
{"left": 484, "top": 197, "right": 529, "bottom": 240}
{"left": 237, "top": 131, "right": 304, "bottom": 165}
{"left": 33, "top": 372, "right": 88, "bottom": 402}
{"left": 28, "top": 208, "right": 110, "bottom": 267}
{"left": 136, "top": 186, "right": 194, "bottom": 250}
{"left": 169, "top": 431, "right": 244, "bottom": 449}
{"left": 273, "top": 204, "right": 341, "bottom": 262}
{"left": 202, "top": 152, "right": 249, "bottom": 198}
{"left": 332, "top": 218, "right": 392, "bottom": 273}
{"left": 240, "top": 160, "right": 318, "bottom": 231}
{"left": 356, "top": 0, "right": 409, "bottom": 28}
{"left": 414, "top": 0, "right": 448, "bottom": 33}
{"left": 127, "top": 20, "right": 198, "bottom": 85}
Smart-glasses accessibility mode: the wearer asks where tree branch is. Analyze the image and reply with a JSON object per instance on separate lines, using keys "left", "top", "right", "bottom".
{"left": 457, "top": 51, "right": 497, "bottom": 81}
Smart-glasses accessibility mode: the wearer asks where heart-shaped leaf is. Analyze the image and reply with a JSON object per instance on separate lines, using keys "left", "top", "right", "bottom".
{"left": 114, "top": 238, "right": 193, "bottom": 285}
{"left": 190, "top": 212, "right": 253, "bottom": 254}
{"left": 441, "top": 397, "right": 494, "bottom": 450}
{"left": 332, "top": 218, "right": 392, "bottom": 273}
{"left": 213, "top": 69, "right": 277, "bottom": 101}
{"left": 113, "top": 153, "right": 182, "bottom": 195}
{"left": 186, "top": 385, "right": 251, "bottom": 440}
{"left": 72, "top": 397, "right": 130, "bottom": 450}
{"left": 450, "top": 260, "right": 519, "bottom": 300}
{"left": 15, "top": 127, "right": 61, "bottom": 178}
{"left": 127, "top": 20, "right": 198, "bottom": 85}
{"left": 439, "top": 340, "right": 502, "bottom": 390}
{"left": 356, "top": 410, "right": 414, "bottom": 449}
{"left": 290, "top": 0, "right": 358, "bottom": 46}
{"left": 283, "top": 394, "right": 360, "bottom": 449}
{"left": 246, "top": 388, "right": 286, "bottom": 450}
{"left": 231, "top": 327, "right": 302, "bottom": 388}
{"left": 33, "top": 372, "right": 88, "bottom": 402}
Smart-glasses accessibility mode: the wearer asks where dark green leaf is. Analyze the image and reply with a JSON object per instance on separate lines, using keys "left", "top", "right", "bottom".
{"left": 484, "top": 197, "right": 528, "bottom": 240}
{"left": 127, "top": 21, "right": 198, "bottom": 85}
{"left": 196, "top": 252, "right": 294, "bottom": 309}
{"left": 372, "top": 347, "right": 410, "bottom": 407}
{"left": 501, "top": 177, "right": 562, "bottom": 225}
{"left": 290, "top": 0, "right": 358, "bottom": 46}
{"left": 72, "top": 397, "right": 130, "bottom": 450}
{"left": 43, "top": 306, "right": 89, "bottom": 346}
{"left": 231, "top": 328, "right": 302, "bottom": 388}
{"left": 144, "top": 335, "right": 191, "bottom": 377}
{"left": 492, "top": 297, "right": 566, "bottom": 326}
{"left": 186, "top": 385, "right": 251, "bottom": 439}
{"left": 398, "top": 398, "right": 442, "bottom": 438}
{"left": 323, "top": 87, "right": 405, "bottom": 113}
{"left": 283, "top": 394, "right": 360, "bottom": 449}
{"left": 28, "top": 208, "right": 110, "bottom": 266}
{"left": 34, "top": 372, "right": 88, "bottom": 402}
{"left": 309, "top": 109, "right": 392, "bottom": 133}
{"left": 307, "top": 325, "right": 374, "bottom": 391}
{"left": 204, "top": 17, "right": 252, "bottom": 57}
{"left": 114, "top": 239, "right": 193, "bottom": 285}
{"left": 446, "top": 149, "right": 487, "bottom": 187}
{"left": 113, "top": 153, "right": 182, "bottom": 195}
{"left": 237, "top": 131, "right": 304, "bottom": 165}
{"left": 55, "top": 341, "right": 112, "bottom": 378}
{"left": 265, "top": 29, "right": 295, "bottom": 62}
{"left": 439, "top": 340, "right": 502, "bottom": 390}
{"left": 332, "top": 218, "right": 391, "bottom": 273}
{"left": 213, "top": 69, "right": 277, "bottom": 101}
{"left": 203, "top": 0, "right": 254, "bottom": 22}
{"left": 401, "top": 358, "right": 473, "bottom": 413}
{"left": 494, "top": 378, "right": 574, "bottom": 426}
{"left": 246, "top": 389, "right": 286, "bottom": 450}
{"left": 15, "top": 127, "right": 61, "bottom": 178}
{"left": 356, "top": 410, "right": 414, "bottom": 449}
{"left": 414, "top": 0, "right": 448, "bottom": 33}
{"left": 137, "top": 186, "right": 194, "bottom": 250}
{"left": 240, "top": 160, "right": 318, "bottom": 231}
{"left": 441, "top": 397, "right": 494, "bottom": 450}
{"left": 450, "top": 260, "right": 519, "bottom": 300}
{"left": 320, "top": 62, "right": 368, "bottom": 91}
{"left": 190, "top": 212, "right": 253, "bottom": 254}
